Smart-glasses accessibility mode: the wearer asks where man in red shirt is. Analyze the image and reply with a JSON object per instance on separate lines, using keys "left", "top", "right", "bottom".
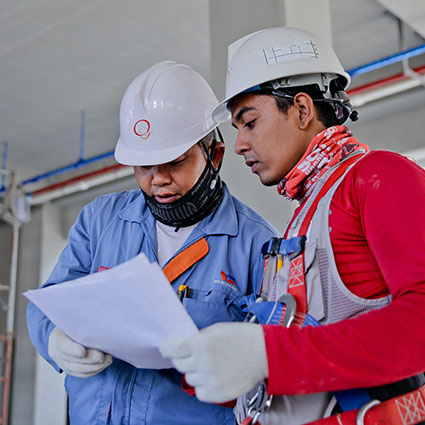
{"left": 160, "top": 27, "right": 425, "bottom": 425}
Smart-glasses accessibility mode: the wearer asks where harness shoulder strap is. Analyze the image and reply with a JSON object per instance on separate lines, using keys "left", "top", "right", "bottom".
{"left": 163, "top": 238, "right": 209, "bottom": 283}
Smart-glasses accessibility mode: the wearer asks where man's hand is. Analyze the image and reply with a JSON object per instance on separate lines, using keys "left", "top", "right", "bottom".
{"left": 160, "top": 322, "right": 268, "bottom": 403}
{"left": 48, "top": 327, "right": 112, "bottom": 378}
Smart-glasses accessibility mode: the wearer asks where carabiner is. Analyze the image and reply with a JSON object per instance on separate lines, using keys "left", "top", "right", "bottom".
{"left": 276, "top": 293, "right": 297, "bottom": 327}
{"left": 356, "top": 399, "right": 380, "bottom": 425}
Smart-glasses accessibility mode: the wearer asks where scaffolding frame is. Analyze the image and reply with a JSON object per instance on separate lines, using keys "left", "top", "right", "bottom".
{"left": 0, "top": 169, "right": 22, "bottom": 425}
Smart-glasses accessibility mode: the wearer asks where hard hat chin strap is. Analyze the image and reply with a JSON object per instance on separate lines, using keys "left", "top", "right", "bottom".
{"left": 143, "top": 128, "right": 225, "bottom": 230}
{"left": 143, "top": 163, "right": 224, "bottom": 230}
{"left": 199, "top": 127, "right": 225, "bottom": 191}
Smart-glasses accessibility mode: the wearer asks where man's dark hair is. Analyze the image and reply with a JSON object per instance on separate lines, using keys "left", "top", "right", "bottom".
{"left": 273, "top": 84, "right": 341, "bottom": 128}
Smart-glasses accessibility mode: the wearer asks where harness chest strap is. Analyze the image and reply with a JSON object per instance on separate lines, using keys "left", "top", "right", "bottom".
{"left": 162, "top": 237, "right": 209, "bottom": 283}
{"left": 285, "top": 153, "right": 364, "bottom": 328}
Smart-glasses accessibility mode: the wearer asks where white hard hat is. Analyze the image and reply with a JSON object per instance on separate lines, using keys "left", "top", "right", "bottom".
{"left": 115, "top": 61, "right": 219, "bottom": 166}
{"left": 213, "top": 27, "right": 351, "bottom": 123}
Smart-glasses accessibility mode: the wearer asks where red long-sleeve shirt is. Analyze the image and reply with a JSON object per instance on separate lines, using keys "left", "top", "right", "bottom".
{"left": 264, "top": 150, "right": 425, "bottom": 396}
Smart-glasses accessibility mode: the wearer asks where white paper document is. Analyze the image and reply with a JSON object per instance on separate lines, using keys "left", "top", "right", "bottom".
{"left": 24, "top": 253, "right": 198, "bottom": 369}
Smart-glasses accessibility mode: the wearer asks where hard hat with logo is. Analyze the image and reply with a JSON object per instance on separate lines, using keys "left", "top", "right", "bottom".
{"left": 213, "top": 26, "right": 351, "bottom": 123}
{"left": 115, "top": 61, "right": 219, "bottom": 166}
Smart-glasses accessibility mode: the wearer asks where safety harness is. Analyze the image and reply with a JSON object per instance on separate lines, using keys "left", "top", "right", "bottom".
{"left": 241, "top": 154, "right": 425, "bottom": 425}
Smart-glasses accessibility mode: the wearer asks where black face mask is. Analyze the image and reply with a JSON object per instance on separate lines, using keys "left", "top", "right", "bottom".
{"left": 142, "top": 160, "right": 224, "bottom": 229}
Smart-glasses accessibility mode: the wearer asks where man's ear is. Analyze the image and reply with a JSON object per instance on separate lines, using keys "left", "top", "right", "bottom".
{"left": 212, "top": 141, "right": 225, "bottom": 169}
{"left": 293, "top": 93, "right": 315, "bottom": 130}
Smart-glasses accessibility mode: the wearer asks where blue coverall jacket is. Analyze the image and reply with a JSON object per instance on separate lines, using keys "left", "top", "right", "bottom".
{"left": 26, "top": 184, "right": 277, "bottom": 425}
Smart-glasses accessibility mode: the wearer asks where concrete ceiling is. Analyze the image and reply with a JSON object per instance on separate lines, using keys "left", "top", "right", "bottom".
{"left": 1, "top": 0, "right": 425, "bottom": 186}
{"left": 1, "top": 0, "right": 211, "bottom": 179}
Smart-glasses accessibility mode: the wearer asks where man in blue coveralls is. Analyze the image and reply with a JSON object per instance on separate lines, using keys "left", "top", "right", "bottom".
{"left": 26, "top": 60, "right": 277, "bottom": 424}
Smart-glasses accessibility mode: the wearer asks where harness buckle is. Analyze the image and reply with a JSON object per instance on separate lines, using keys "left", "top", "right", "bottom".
{"left": 356, "top": 399, "right": 380, "bottom": 425}
{"left": 287, "top": 235, "right": 306, "bottom": 261}
{"left": 261, "top": 235, "right": 306, "bottom": 260}
{"left": 261, "top": 237, "right": 282, "bottom": 258}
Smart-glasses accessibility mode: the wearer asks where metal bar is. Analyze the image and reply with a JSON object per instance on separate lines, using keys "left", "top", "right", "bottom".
{"left": 29, "top": 165, "right": 133, "bottom": 206}
{"left": 21, "top": 150, "right": 115, "bottom": 186}
{"left": 6, "top": 224, "right": 19, "bottom": 334}
{"left": 1, "top": 142, "right": 7, "bottom": 192}
{"left": 347, "top": 44, "right": 425, "bottom": 78}
{"left": 0, "top": 223, "right": 20, "bottom": 425}
{"left": 348, "top": 64, "right": 425, "bottom": 95}
{"left": 1, "top": 334, "right": 13, "bottom": 425}
{"left": 29, "top": 163, "right": 125, "bottom": 197}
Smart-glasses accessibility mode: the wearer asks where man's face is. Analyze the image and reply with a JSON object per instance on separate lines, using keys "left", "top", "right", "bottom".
{"left": 134, "top": 144, "right": 208, "bottom": 203}
{"left": 230, "top": 93, "right": 310, "bottom": 186}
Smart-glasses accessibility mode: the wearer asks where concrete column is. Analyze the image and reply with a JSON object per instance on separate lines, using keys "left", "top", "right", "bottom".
{"left": 33, "top": 203, "right": 67, "bottom": 425}
{"left": 281, "top": 0, "right": 332, "bottom": 44}
{"left": 209, "top": 0, "right": 295, "bottom": 230}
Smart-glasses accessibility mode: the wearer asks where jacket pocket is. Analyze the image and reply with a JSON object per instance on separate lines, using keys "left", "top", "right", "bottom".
{"left": 182, "top": 283, "right": 243, "bottom": 328}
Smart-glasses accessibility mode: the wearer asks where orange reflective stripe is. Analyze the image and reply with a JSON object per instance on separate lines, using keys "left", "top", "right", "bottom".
{"left": 163, "top": 238, "right": 209, "bottom": 283}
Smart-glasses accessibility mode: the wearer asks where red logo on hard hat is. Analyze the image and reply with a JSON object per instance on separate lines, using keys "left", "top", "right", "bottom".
{"left": 134, "top": 119, "right": 151, "bottom": 140}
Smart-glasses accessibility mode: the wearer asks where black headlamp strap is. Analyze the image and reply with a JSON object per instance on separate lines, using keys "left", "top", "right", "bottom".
{"left": 258, "top": 84, "right": 359, "bottom": 124}
{"left": 200, "top": 127, "right": 224, "bottom": 177}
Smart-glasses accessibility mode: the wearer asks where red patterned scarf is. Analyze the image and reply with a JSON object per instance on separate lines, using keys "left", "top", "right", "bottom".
{"left": 277, "top": 125, "right": 369, "bottom": 201}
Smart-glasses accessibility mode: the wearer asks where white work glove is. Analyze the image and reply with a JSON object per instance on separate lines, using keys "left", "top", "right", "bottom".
{"left": 48, "top": 327, "right": 112, "bottom": 378}
{"left": 159, "top": 322, "right": 268, "bottom": 403}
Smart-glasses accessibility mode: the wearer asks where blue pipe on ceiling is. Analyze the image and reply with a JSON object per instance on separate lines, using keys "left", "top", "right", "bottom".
{"left": 347, "top": 43, "right": 425, "bottom": 78}
{"left": 21, "top": 150, "right": 115, "bottom": 186}
{"left": 22, "top": 109, "right": 114, "bottom": 186}
{"left": 19, "top": 43, "right": 425, "bottom": 188}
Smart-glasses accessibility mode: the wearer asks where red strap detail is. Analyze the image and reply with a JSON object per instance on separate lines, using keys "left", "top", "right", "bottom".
{"left": 304, "top": 384, "right": 425, "bottom": 425}
{"left": 97, "top": 266, "right": 110, "bottom": 272}
{"left": 241, "top": 417, "right": 262, "bottom": 425}
{"left": 180, "top": 375, "right": 236, "bottom": 408}
{"left": 297, "top": 154, "right": 362, "bottom": 237}
{"left": 162, "top": 238, "right": 209, "bottom": 283}
{"left": 286, "top": 154, "right": 364, "bottom": 327}
{"left": 181, "top": 375, "right": 196, "bottom": 396}
{"left": 287, "top": 253, "right": 307, "bottom": 328}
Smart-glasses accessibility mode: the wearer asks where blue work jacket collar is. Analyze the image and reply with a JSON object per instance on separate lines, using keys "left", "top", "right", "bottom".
{"left": 118, "top": 183, "right": 239, "bottom": 239}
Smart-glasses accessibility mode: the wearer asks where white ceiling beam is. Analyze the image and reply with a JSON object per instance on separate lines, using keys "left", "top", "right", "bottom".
{"left": 377, "top": 0, "right": 425, "bottom": 38}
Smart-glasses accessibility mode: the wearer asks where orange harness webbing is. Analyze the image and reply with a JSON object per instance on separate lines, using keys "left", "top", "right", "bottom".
{"left": 162, "top": 238, "right": 209, "bottom": 283}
